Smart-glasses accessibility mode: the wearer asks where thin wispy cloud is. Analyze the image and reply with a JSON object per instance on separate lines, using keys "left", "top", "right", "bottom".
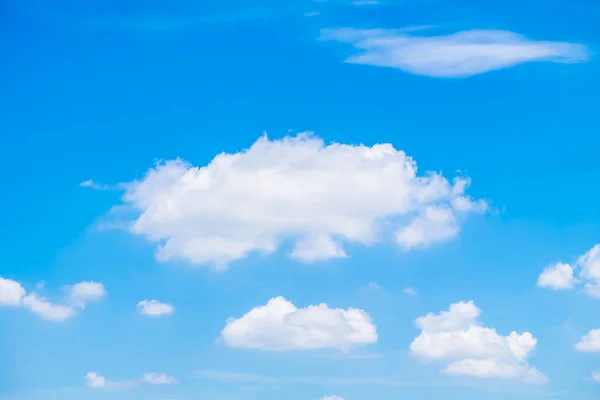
{"left": 80, "top": 179, "right": 110, "bottom": 190}
{"left": 320, "top": 28, "right": 590, "bottom": 77}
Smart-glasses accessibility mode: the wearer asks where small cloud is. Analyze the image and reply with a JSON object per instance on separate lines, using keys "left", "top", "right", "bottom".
{"left": 80, "top": 180, "right": 110, "bottom": 191}
{"left": 321, "top": 396, "right": 345, "bottom": 400}
{"left": 0, "top": 276, "right": 26, "bottom": 306}
{"left": 66, "top": 281, "right": 107, "bottom": 308}
{"left": 22, "top": 293, "right": 76, "bottom": 322}
{"left": 85, "top": 372, "right": 138, "bottom": 390}
{"left": 85, "top": 372, "right": 176, "bottom": 390}
{"left": 353, "top": 0, "right": 379, "bottom": 5}
{"left": 142, "top": 372, "right": 178, "bottom": 385}
{"left": 403, "top": 287, "right": 417, "bottom": 296}
{"left": 537, "top": 244, "right": 600, "bottom": 297}
{"left": 137, "top": 300, "right": 175, "bottom": 317}
{"left": 575, "top": 329, "right": 600, "bottom": 353}
{"left": 592, "top": 370, "right": 600, "bottom": 383}
{"left": 304, "top": 11, "right": 321, "bottom": 17}
{"left": 0, "top": 276, "right": 105, "bottom": 322}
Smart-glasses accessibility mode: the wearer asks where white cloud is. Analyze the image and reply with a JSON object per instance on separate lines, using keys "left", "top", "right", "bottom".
{"left": 578, "top": 245, "right": 600, "bottom": 297}
{"left": 85, "top": 372, "right": 176, "bottom": 390}
{"left": 321, "top": 396, "right": 345, "bottom": 400}
{"left": 66, "top": 281, "right": 106, "bottom": 308}
{"left": 22, "top": 293, "right": 76, "bottom": 322}
{"left": 113, "top": 133, "right": 485, "bottom": 268}
{"left": 396, "top": 206, "right": 463, "bottom": 250}
{"left": 403, "top": 287, "right": 417, "bottom": 296}
{"left": 537, "top": 262, "right": 576, "bottom": 290}
{"left": 137, "top": 300, "right": 175, "bottom": 317}
{"left": 142, "top": 372, "right": 178, "bottom": 385}
{"left": 409, "top": 301, "right": 546, "bottom": 384}
{"left": 575, "top": 329, "right": 600, "bottom": 352}
{"left": 592, "top": 370, "right": 600, "bottom": 383}
{"left": 538, "top": 244, "right": 600, "bottom": 297}
{"left": 85, "top": 372, "right": 107, "bottom": 389}
{"left": 80, "top": 179, "right": 110, "bottom": 190}
{"left": 320, "top": 28, "right": 589, "bottom": 78}
{"left": 0, "top": 276, "right": 105, "bottom": 322}
{"left": 0, "top": 276, "right": 26, "bottom": 306}
{"left": 220, "top": 296, "right": 377, "bottom": 351}
{"left": 85, "top": 372, "right": 137, "bottom": 390}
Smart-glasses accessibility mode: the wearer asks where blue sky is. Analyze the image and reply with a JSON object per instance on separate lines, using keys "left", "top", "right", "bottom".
{"left": 1, "top": 0, "right": 600, "bottom": 399}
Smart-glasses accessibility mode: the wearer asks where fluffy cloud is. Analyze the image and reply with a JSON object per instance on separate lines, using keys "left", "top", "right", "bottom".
{"left": 0, "top": 277, "right": 26, "bottom": 306}
{"left": 85, "top": 372, "right": 107, "bottom": 389}
{"left": 537, "top": 244, "right": 600, "bottom": 297}
{"left": 320, "top": 28, "right": 588, "bottom": 78}
{"left": 409, "top": 301, "right": 546, "bottom": 384}
{"left": 137, "top": 300, "right": 174, "bottom": 317}
{"left": 112, "top": 133, "right": 485, "bottom": 268}
{"left": 592, "top": 370, "right": 600, "bottom": 383}
{"left": 66, "top": 281, "right": 106, "bottom": 308}
{"left": 321, "top": 396, "right": 345, "bottom": 400}
{"left": 0, "top": 276, "right": 105, "bottom": 321}
{"left": 220, "top": 296, "right": 377, "bottom": 351}
{"left": 22, "top": 293, "right": 76, "bottom": 322}
{"left": 85, "top": 372, "right": 177, "bottom": 390}
{"left": 575, "top": 329, "right": 600, "bottom": 353}
{"left": 537, "top": 262, "right": 576, "bottom": 290}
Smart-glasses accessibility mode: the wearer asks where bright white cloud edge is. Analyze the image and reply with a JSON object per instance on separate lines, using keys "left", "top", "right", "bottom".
{"left": 220, "top": 296, "right": 377, "bottom": 351}
{"left": 108, "top": 133, "right": 486, "bottom": 269}
{"left": 320, "top": 28, "right": 589, "bottom": 78}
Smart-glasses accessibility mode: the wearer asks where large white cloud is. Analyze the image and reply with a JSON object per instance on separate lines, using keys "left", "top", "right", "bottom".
{"left": 220, "top": 296, "right": 377, "bottom": 351}
{"left": 0, "top": 275, "right": 105, "bottom": 321}
{"left": 409, "top": 301, "right": 546, "bottom": 384}
{"left": 575, "top": 329, "right": 600, "bottom": 353}
{"left": 113, "top": 133, "right": 485, "bottom": 268}
{"left": 320, "top": 28, "right": 589, "bottom": 78}
{"left": 537, "top": 244, "right": 600, "bottom": 297}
